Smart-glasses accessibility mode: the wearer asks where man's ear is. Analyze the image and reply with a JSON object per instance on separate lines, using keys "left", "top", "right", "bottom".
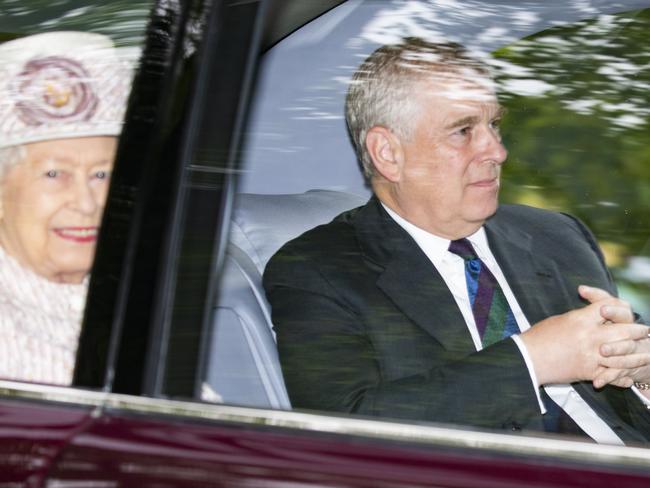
{"left": 365, "top": 126, "right": 403, "bottom": 182}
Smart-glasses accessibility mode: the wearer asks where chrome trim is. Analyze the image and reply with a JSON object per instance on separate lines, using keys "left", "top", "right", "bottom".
{"left": 1, "top": 379, "right": 650, "bottom": 468}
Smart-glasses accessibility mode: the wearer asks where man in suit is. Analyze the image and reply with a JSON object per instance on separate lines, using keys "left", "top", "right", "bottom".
{"left": 263, "top": 38, "right": 650, "bottom": 444}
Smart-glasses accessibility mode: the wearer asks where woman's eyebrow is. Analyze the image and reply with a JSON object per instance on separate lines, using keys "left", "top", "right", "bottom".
{"left": 33, "top": 156, "right": 113, "bottom": 166}
{"left": 33, "top": 155, "right": 75, "bottom": 166}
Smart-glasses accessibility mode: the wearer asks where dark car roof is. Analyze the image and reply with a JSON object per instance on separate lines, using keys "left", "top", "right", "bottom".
{"left": 262, "top": 0, "right": 345, "bottom": 49}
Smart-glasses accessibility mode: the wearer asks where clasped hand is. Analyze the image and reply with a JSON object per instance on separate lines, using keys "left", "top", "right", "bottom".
{"left": 521, "top": 285, "right": 650, "bottom": 391}
{"left": 587, "top": 285, "right": 650, "bottom": 390}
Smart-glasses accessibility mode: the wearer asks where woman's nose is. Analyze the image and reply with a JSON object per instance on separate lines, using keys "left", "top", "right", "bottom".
{"left": 71, "top": 180, "right": 98, "bottom": 215}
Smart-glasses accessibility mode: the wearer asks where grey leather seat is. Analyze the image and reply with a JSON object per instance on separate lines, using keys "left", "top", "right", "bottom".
{"left": 205, "top": 189, "right": 367, "bottom": 409}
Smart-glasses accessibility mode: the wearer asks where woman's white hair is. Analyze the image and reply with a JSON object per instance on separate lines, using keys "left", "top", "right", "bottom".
{"left": 0, "top": 145, "right": 26, "bottom": 182}
{"left": 345, "top": 38, "right": 491, "bottom": 179}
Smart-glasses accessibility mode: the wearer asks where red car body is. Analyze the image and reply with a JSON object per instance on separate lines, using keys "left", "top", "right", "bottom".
{"left": 2, "top": 382, "right": 650, "bottom": 486}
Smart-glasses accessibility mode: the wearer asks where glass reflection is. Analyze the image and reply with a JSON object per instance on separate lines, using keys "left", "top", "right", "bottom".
{"left": 494, "top": 8, "right": 650, "bottom": 317}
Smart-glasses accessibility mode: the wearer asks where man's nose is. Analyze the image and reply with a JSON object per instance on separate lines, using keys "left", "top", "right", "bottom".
{"left": 71, "top": 180, "right": 99, "bottom": 215}
{"left": 478, "top": 125, "right": 507, "bottom": 164}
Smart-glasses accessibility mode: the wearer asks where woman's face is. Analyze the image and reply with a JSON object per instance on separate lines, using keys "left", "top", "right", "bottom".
{"left": 0, "top": 136, "right": 116, "bottom": 284}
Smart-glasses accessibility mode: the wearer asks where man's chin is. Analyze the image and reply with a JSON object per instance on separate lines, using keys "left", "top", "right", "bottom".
{"left": 469, "top": 200, "right": 499, "bottom": 224}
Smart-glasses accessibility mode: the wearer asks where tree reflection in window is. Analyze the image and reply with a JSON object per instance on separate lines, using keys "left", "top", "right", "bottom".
{"left": 493, "top": 8, "right": 650, "bottom": 317}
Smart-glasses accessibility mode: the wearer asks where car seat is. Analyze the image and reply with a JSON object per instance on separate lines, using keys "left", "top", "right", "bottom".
{"left": 205, "top": 189, "right": 367, "bottom": 409}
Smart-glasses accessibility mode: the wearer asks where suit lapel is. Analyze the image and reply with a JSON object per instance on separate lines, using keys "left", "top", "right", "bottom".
{"left": 356, "top": 198, "right": 475, "bottom": 354}
{"left": 485, "top": 214, "right": 571, "bottom": 325}
{"left": 377, "top": 250, "right": 477, "bottom": 355}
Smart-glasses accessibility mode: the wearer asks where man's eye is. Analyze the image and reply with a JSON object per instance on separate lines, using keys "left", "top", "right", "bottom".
{"left": 490, "top": 119, "right": 502, "bottom": 130}
{"left": 45, "top": 170, "right": 59, "bottom": 178}
{"left": 454, "top": 127, "right": 470, "bottom": 136}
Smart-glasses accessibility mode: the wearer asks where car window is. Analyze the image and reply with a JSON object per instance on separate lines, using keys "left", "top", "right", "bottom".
{"left": 0, "top": 0, "right": 152, "bottom": 386}
{"left": 195, "top": 0, "right": 650, "bottom": 449}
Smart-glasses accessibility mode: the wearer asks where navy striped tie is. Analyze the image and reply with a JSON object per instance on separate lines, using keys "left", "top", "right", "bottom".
{"left": 448, "top": 238, "right": 519, "bottom": 347}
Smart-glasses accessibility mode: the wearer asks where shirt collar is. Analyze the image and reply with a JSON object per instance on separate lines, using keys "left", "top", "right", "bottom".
{"left": 381, "top": 202, "right": 489, "bottom": 265}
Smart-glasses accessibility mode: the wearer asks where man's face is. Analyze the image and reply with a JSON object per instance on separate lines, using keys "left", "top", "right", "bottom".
{"left": 388, "top": 77, "right": 508, "bottom": 239}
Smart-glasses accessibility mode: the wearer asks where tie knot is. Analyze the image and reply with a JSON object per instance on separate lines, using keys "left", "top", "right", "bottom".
{"left": 448, "top": 238, "right": 478, "bottom": 261}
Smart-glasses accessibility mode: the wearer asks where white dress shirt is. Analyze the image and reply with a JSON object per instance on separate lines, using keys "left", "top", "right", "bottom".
{"left": 382, "top": 204, "right": 648, "bottom": 445}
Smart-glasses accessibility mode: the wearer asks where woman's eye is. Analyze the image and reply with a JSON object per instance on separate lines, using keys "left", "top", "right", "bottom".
{"left": 45, "top": 170, "right": 59, "bottom": 178}
{"left": 95, "top": 170, "right": 108, "bottom": 179}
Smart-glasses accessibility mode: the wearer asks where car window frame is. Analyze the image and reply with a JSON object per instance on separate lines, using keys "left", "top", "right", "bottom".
{"left": 73, "top": 0, "right": 267, "bottom": 398}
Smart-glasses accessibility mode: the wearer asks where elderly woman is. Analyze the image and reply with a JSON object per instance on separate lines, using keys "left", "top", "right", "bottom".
{"left": 0, "top": 31, "right": 132, "bottom": 384}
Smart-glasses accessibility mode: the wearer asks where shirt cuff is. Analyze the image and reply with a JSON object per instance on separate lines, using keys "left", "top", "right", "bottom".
{"left": 630, "top": 385, "right": 650, "bottom": 408}
{"left": 510, "top": 334, "right": 546, "bottom": 414}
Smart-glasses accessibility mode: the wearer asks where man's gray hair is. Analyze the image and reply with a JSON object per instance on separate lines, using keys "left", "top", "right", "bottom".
{"left": 345, "top": 37, "right": 490, "bottom": 179}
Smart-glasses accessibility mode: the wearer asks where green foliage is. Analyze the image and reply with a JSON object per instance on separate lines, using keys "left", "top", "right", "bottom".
{"left": 0, "top": 0, "right": 153, "bottom": 46}
{"left": 492, "top": 8, "right": 650, "bottom": 312}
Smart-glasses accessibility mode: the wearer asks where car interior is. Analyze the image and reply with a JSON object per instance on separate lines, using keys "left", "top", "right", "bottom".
{"left": 207, "top": 190, "right": 366, "bottom": 408}
{"left": 202, "top": 0, "right": 650, "bottom": 410}
{"left": 3, "top": 0, "right": 649, "bottom": 418}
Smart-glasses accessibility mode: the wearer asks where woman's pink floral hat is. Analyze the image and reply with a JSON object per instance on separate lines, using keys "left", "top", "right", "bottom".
{"left": 0, "top": 31, "right": 135, "bottom": 149}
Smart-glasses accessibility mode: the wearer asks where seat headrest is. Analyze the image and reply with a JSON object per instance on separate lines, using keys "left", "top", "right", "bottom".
{"left": 230, "top": 190, "right": 367, "bottom": 274}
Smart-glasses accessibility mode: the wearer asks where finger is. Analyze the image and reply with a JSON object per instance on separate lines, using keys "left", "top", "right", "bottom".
{"left": 603, "top": 376, "right": 635, "bottom": 388}
{"left": 620, "top": 378, "right": 635, "bottom": 388}
{"left": 579, "top": 285, "right": 613, "bottom": 304}
{"left": 607, "top": 377, "right": 635, "bottom": 388}
{"left": 638, "top": 337, "right": 650, "bottom": 352}
{"left": 601, "top": 339, "right": 637, "bottom": 357}
{"left": 578, "top": 289, "right": 630, "bottom": 320}
{"left": 600, "top": 304, "right": 634, "bottom": 324}
{"left": 600, "top": 323, "right": 650, "bottom": 343}
{"left": 576, "top": 300, "right": 618, "bottom": 323}
{"left": 593, "top": 368, "right": 633, "bottom": 389}
{"left": 599, "top": 353, "right": 650, "bottom": 370}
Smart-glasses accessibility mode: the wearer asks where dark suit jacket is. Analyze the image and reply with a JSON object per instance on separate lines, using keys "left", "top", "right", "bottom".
{"left": 263, "top": 197, "right": 650, "bottom": 443}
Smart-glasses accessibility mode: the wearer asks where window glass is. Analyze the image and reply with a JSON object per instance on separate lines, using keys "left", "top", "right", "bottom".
{"left": 494, "top": 8, "right": 650, "bottom": 318}
{"left": 0, "top": 0, "right": 152, "bottom": 386}
{"left": 202, "top": 0, "right": 650, "bottom": 448}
